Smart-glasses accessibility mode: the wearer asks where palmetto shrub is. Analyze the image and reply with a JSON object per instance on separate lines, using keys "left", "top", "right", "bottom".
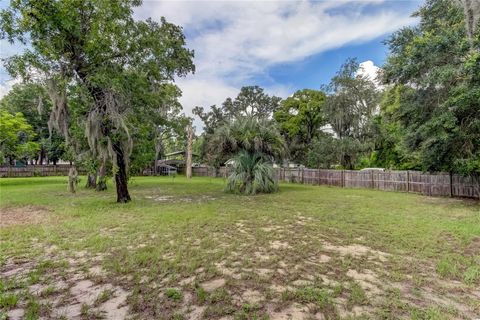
{"left": 208, "top": 117, "right": 285, "bottom": 195}
{"left": 225, "top": 150, "right": 278, "bottom": 195}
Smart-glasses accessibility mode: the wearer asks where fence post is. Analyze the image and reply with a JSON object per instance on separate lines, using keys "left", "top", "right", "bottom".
{"left": 449, "top": 172, "right": 453, "bottom": 197}
{"left": 318, "top": 169, "right": 320, "bottom": 186}
{"left": 407, "top": 170, "right": 410, "bottom": 193}
{"left": 341, "top": 170, "right": 345, "bottom": 188}
{"left": 371, "top": 170, "right": 374, "bottom": 189}
{"left": 301, "top": 168, "right": 304, "bottom": 184}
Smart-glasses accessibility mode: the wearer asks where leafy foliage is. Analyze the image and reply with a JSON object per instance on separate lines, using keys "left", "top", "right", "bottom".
{"left": 306, "top": 134, "right": 339, "bottom": 169}
{"left": 0, "top": 83, "right": 66, "bottom": 164}
{"left": 208, "top": 117, "right": 285, "bottom": 165}
{"left": 0, "top": 111, "right": 39, "bottom": 164}
{"left": 323, "top": 58, "right": 380, "bottom": 169}
{"left": 193, "top": 86, "right": 281, "bottom": 134}
{"left": 274, "top": 89, "right": 327, "bottom": 164}
{"left": 1, "top": 0, "right": 194, "bottom": 202}
{"left": 381, "top": 0, "right": 480, "bottom": 175}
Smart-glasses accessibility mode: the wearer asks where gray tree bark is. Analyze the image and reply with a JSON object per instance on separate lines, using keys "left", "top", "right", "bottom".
{"left": 186, "top": 124, "right": 193, "bottom": 179}
{"left": 68, "top": 166, "right": 78, "bottom": 193}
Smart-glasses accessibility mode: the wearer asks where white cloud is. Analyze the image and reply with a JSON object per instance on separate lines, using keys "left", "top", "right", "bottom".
{"left": 136, "top": 1, "right": 415, "bottom": 128}
{"left": 357, "top": 60, "right": 382, "bottom": 86}
{"left": 0, "top": 78, "right": 20, "bottom": 100}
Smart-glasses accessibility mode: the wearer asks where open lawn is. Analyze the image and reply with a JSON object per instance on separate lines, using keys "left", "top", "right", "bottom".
{"left": 0, "top": 176, "right": 479, "bottom": 320}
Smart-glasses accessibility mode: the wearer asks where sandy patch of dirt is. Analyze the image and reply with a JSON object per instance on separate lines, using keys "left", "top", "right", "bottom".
{"left": 277, "top": 268, "right": 287, "bottom": 275}
{"left": 254, "top": 251, "right": 271, "bottom": 261}
{"left": 270, "top": 284, "right": 291, "bottom": 293}
{"left": 0, "top": 205, "right": 51, "bottom": 227}
{"left": 1, "top": 262, "right": 34, "bottom": 278}
{"left": 186, "top": 305, "right": 206, "bottom": 320}
{"left": 322, "top": 242, "right": 390, "bottom": 261}
{"left": 269, "top": 303, "right": 310, "bottom": 319}
{"left": 319, "top": 275, "right": 338, "bottom": 286}
{"left": 292, "top": 279, "right": 313, "bottom": 287}
{"left": 89, "top": 265, "right": 107, "bottom": 277}
{"left": 337, "top": 305, "right": 373, "bottom": 319}
{"left": 52, "top": 277, "right": 128, "bottom": 319}
{"left": 241, "top": 289, "right": 264, "bottom": 304}
{"left": 179, "top": 275, "right": 196, "bottom": 286}
{"left": 346, "top": 269, "right": 382, "bottom": 295}
{"left": 256, "top": 268, "right": 273, "bottom": 277}
{"left": 270, "top": 240, "right": 292, "bottom": 250}
{"left": 215, "top": 261, "right": 241, "bottom": 279}
{"left": 99, "top": 287, "right": 129, "bottom": 319}
{"left": 6, "top": 308, "right": 24, "bottom": 320}
{"left": 261, "top": 226, "right": 284, "bottom": 232}
{"left": 464, "top": 237, "right": 480, "bottom": 255}
{"left": 201, "top": 278, "right": 226, "bottom": 292}
{"left": 307, "top": 254, "right": 331, "bottom": 265}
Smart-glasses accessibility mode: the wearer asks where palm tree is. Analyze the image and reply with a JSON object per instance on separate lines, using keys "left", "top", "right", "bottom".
{"left": 226, "top": 150, "right": 278, "bottom": 194}
{"left": 208, "top": 117, "right": 286, "bottom": 195}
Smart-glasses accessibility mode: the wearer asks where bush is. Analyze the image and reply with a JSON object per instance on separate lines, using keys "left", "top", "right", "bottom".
{"left": 225, "top": 151, "right": 278, "bottom": 195}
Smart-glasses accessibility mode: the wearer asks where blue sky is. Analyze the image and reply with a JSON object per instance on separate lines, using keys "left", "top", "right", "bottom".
{"left": 250, "top": 34, "right": 391, "bottom": 90}
{"left": 1, "top": 0, "right": 422, "bottom": 128}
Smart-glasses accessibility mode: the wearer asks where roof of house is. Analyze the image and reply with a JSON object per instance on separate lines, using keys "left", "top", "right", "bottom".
{"left": 165, "top": 150, "right": 200, "bottom": 157}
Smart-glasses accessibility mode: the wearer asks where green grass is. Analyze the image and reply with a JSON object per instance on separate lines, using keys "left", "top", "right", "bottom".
{"left": 0, "top": 176, "right": 479, "bottom": 319}
{"left": 165, "top": 288, "right": 183, "bottom": 301}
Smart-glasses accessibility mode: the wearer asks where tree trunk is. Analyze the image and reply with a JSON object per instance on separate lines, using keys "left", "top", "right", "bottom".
{"left": 186, "top": 124, "right": 193, "bottom": 179}
{"left": 38, "top": 148, "right": 45, "bottom": 165}
{"left": 112, "top": 141, "right": 131, "bottom": 203}
{"left": 85, "top": 172, "right": 97, "bottom": 189}
{"left": 96, "top": 160, "right": 107, "bottom": 191}
{"left": 68, "top": 166, "right": 78, "bottom": 193}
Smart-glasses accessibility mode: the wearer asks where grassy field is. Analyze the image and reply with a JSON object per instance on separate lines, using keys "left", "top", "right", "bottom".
{"left": 0, "top": 176, "right": 479, "bottom": 320}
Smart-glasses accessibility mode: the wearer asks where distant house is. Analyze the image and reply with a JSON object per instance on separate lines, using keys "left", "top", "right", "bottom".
{"left": 151, "top": 150, "right": 200, "bottom": 175}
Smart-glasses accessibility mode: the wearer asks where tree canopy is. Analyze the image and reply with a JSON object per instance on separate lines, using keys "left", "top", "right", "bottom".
{"left": 274, "top": 89, "right": 327, "bottom": 164}
{"left": 1, "top": 0, "right": 194, "bottom": 202}
{"left": 193, "top": 86, "right": 281, "bottom": 134}
{"left": 379, "top": 0, "right": 480, "bottom": 175}
{"left": 0, "top": 111, "right": 39, "bottom": 164}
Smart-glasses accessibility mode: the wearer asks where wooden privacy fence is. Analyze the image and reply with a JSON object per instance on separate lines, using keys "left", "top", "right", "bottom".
{"left": 2, "top": 165, "right": 478, "bottom": 199}
{"left": 0, "top": 165, "right": 86, "bottom": 177}
{"left": 192, "top": 166, "right": 480, "bottom": 199}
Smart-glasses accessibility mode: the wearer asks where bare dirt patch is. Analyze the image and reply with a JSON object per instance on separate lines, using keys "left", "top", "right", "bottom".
{"left": 201, "top": 278, "right": 226, "bottom": 292}
{"left": 322, "top": 242, "right": 390, "bottom": 262}
{"left": 268, "top": 303, "right": 310, "bottom": 319}
{"left": 464, "top": 236, "right": 480, "bottom": 255}
{"left": 346, "top": 269, "right": 382, "bottom": 295}
{"left": 6, "top": 308, "right": 24, "bottom": 320}
{"left": 215, "top": 261, "right": 241, "bottom": 279}
{"left": 270, "top": 240, "right": 291, "bottom": 250}
{"left": 241, "top": 289, "right": 264, "bottom": 304}
{"left": 0, "top": 205, "right": 51, "bottom": 227}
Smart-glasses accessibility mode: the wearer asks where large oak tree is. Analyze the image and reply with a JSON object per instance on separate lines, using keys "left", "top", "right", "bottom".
{"left": 1, "top": 0, "right": 194, "bottom": 202}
